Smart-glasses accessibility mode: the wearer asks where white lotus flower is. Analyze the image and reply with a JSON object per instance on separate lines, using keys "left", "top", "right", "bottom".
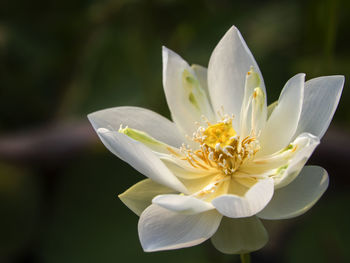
{"left": 88, "top": 26, "right": 344, "bottom": 254}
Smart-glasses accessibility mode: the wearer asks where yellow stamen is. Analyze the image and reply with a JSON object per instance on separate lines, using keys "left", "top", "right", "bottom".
{"left": 202, "top": 119, "right": 237, "bottom": 149}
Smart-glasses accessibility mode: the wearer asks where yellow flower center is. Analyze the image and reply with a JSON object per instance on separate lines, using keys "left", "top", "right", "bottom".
{"left": 182, "top": 115, "right": 260, "bottom": 176}
{"left": 202, "top": 120, "right": 237, "bottom": 149}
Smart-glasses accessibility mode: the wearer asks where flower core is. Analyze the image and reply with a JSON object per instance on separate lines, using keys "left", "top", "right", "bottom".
{"left": 183, "top": 116, "right": 260, "bottom": 176}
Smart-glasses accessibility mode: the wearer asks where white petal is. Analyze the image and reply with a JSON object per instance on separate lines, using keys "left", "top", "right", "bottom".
{"left": 258, "top": 73, "right": 305, "bottom": 156}
{"left": 88, "top": 106, "right": 185, "bottom": 148}
{"left": 274, "top": 133, "right": 320, "bottom": 189}
{"left": 258, "top": 166, "right": 329, "bottom": 220}
{"left": 241, "top": 132, "right": 320, "bottom": 178}
{"left": 119, "top": 179, "right": 175, "bottom": 216}
{"left": 162, "top": 47, "right": 215, "bottom": 136}
{"left": 239, "top": 68, "right": 267, "bottom": 138}
{"left": 191, "top": 64, "right": 209, "bottom": 94}
{"left": 152, "top": 194, "right": 214, "bottom": 214}
{"left": 294, "top": 75, "right": 344, "bottom": 139}
{"left": 138, "top": 204, "right": 222, "bottom": 252}
{"left": 118, "top": 126, "right": 178, "bottom": 154}
{"left": 97, "top": 128, "right": 188, "bottom": 193}
{"left": 208, "top": 26, "right": 265, "bottom": 128}
{"left": 212, "top": 178, "right": 274, "bottom": 218}
{"left": 211, "top": 216, "right": 268, "bottom": 254}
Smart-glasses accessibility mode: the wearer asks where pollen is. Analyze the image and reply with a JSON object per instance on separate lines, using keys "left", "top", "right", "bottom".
{"left": 181, "top": 115, "right": 260, "bottom": 176}
{"left": 202, "top": 119, "right": 236, "bottom": 149}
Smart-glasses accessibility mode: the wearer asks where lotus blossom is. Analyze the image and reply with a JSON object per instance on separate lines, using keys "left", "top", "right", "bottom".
{"left": 88, "top": 26, "right": 344, "bottom": 254}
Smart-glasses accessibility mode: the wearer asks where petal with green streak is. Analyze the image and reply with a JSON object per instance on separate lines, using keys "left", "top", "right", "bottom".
{"left": 191, "top": 64, "right": 209, "bottom": 95}
{"left": 162, "top": 47, "right": 215, "bottom": 137}
{"left": 97, "top": 128, "right": 188, "bottom": 193}
{"left": 88, "top": 106, "right": 186, "bottom": 148}
{"left": 119, "top": 126, "right": 178, "bottom": 154}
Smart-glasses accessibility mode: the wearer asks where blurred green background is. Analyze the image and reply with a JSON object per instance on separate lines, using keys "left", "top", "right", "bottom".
{"left": 0, "top": 0, "right": 350, "bottom": 262}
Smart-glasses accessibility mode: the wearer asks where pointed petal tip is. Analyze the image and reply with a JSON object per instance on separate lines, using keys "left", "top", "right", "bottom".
{"left": 328, "top": 75, "right": 345, "bottom": 86}
{"left": 162, "top": 45, "right": 175, "bottom": 58}
{"left": 227, "top": 25, "right": 238, "bottom": 33}
{"left": 162, "top": 45, "right": 168, "bottom": 53}
{"left": 220, "top": 25, "right": 241, "bottom": 42}
{"left": 294, "top": 73, "right": 306, "bottom": 81}
{"left": 87, "top": 111, "right": 103, "bottom": 131}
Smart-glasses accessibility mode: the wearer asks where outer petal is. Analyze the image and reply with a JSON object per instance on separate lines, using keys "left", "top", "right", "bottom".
{"left": 119, "top": 179, "right": 175, "bottom": 216}
{"left": 138, "top": 204, "right": 222, "bottom": 252}
{"left": 88, "top": 106, "right": 185, "bottom": 148}
{"left": 208, "top": 26, "right": 265, "bottom": 128}
{"left": 241, "top": 132, "right": 320, "bottom": 184}
{"left": 258, "top": 166, "right": 329, "bottom": 220}
{"left": 294, "top": 75, "right": 344, "bottom": 139}
{"left": 162, "top": 47, "right": 215, "bottom": 136}
{"left": 97, "top": 128, "right": 188, "bottom": 193}
{"left": 152, "top": 194, "right": 214, "bottom": 214}
{"left": 258, "top": 73, "right": 305, "bottom": 156}
{"left": 274, "top": 133, "right": 320, "bottom": 189}
{"left": 212, "top": 178, "right": 274, "bottom": 218}
{"left": 211, "top": 216, "right": 268, "bottom": 254}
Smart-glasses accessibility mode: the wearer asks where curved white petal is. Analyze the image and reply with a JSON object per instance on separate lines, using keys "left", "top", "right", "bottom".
{"left": 274, "top": 133, "right": 320, "bottom": 189}
{"left": 208, "top": 26, "right": 265, "bottom": 128}
{"left": 258, "top": 166, "right": 329, "bottom": 220}
{"left": 241, "top": 132, "right": 320, "bottom": 179}
{"left": 294, "top": 75, "right": 344, "bottom": 139}
{"left": 162, "top": 47, "right": 215, "bottom": 136}
{"left": 211, "top": 216, "right": 268, "bottom": 254}
{"left": 119, "top": 179, "right": 175, "bottom": 216}
{"left": 97, "top": 128, "right": 188, "bottom": 193}
{"left": 152, "top": 194, "right": 214, "bottom": 214}
{"left": 212, "top": 178, "right": 274, "bottom": 218}
{"left": 191, "top": 64, "right": 209, "bottom": 95}
{"left": 88, "top": 106, "right": 185, "bottom": 148}
{"left": 138, "top": 204, "right": 222, "bottom": 252}
{"left": 258, "top": 73, "right": 305, "bottom": 156}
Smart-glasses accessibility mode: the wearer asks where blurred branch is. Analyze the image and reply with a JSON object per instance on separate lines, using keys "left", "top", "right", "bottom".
{"left": 0, "top": 121, "right": 349, "bottom": 183}
{"left": 0, "top": 120, "right": 98, "bottom": 166}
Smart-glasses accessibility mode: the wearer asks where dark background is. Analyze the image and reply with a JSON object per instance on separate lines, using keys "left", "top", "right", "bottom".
{"left": 0, "top": 0, "right": 350, "bottom": 262}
